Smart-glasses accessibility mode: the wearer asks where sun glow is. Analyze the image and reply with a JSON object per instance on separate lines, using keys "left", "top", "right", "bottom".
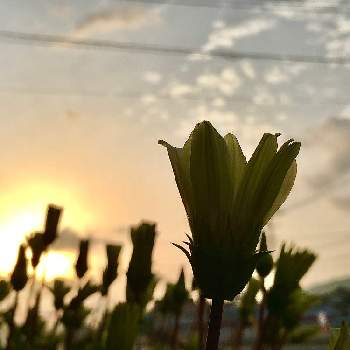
{"left": 36, "top": 251, "right": 75, "bottom": 281}
{"left": 0, "top": 180, "right": 95, "bottom": 279}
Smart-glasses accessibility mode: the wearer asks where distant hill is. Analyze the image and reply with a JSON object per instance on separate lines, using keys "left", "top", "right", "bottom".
{"left": 309, "top": 277, "right": 350, "bottom": 295}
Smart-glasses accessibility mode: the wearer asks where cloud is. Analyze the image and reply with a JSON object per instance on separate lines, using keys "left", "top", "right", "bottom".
{"left": 264, "top": 67, "right": 289, "bottom": 84}
{"left": 166, "top": 83, "right": 194, "bottom": 98}
{"left": 253, "top": 88, "right": 276, "bottom": 105}
{"left": 141, "top": 94, "right": 157, "bottom": 105}
{"left": 203, "top": 19, "right": 275, "bottom": 52}
{"left": 53, "top": 227, "right": 80, "bottom": 251}
{"left": 306, "top": 117, "right": 350, "bottom": 184}
{"left": 196, "top": 68, "right": 241, "bottom": 96}
{"left": 240, "top": 61, "right": 256, "bottom": 79}
{"left": 303, "top": 117, "right": 350, "bottom": 209}
{"left": 72, "top": 5, "right": 161, "bottom": 37}
{"left": 211, "top": 98, "right": 226, "bottom": 107}
{"left": 143, "top": 71, "right": 162, "bottom": 84}
{"left": 163, "top": 68, "right": 240, "bottom": 100}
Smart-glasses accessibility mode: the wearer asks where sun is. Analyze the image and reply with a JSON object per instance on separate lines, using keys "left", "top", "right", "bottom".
{"left": 0, "top": 180, "right": 95, "bottom": 280}
{"left": 36, "top": 251, "right": 75, "bottom": 281}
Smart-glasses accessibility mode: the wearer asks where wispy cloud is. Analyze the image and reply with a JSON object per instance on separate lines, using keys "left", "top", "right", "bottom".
{"left": 196, "top": 68, "right": 241, "bottom": 96}
{"left": 143, "top": 71, "right": 162, "bottom": 84}
{"left": 264, "top": 66, "right": 289, "bottom": 84}
{"left": 203, "top": 18, "right": 276, "bottom": 52}
{"left": 72, "top": 5, "right": 162, "bottom": 38}
{"left": 302, "top": 117, "right": 350, "bottom": 209}
{"left": 53, "top": 227, "right": 80, "bottom": 251}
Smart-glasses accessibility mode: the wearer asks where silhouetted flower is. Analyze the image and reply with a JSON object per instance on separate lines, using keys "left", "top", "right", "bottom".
{"left": 69, "top": 280, "right": 99, "bottom": 309}
{"left": 75, "top": 239, "right": 89, "bottom": 279}
{"left": 26, "top": 205, "right": 62, "bottom": 269}
{"left": 10, "top": 244, "right": 28, "bottom": 291}
{"left": 267, "top": 243, "right": 316, "bottom": 315}
{"left": 264, "top": 244, "right": 317, "bottom": 347}
{"left": 42, "top": 204, "right": 62, "bottom": 246}
{"left": 101, "top": 244, "right": 122, "bottom": 296}
{"left": 50, "top": 279, "right": 70, "bottom": 310}
{"left": 126, "top": 222, "right": 156, "bottom": 308}
{"left": 27, "top": 232, "right": 46, "bottom": 268}
{"left": 159, "top": 120, "right": 300, "bottom": 301}
{"left": 256, "top": 232, "right": 273, "bottom": 278}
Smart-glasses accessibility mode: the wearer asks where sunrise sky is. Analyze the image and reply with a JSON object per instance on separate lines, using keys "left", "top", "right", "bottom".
{"left": 0, "top": 0, "right": 350, "bottom": 299}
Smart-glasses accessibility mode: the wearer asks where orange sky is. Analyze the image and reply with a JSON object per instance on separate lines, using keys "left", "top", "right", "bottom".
{"left": 1, "top": 1, "right": 350, "bottom": 296}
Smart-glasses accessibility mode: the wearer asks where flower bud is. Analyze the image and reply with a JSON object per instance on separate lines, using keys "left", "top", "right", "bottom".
{"left": 10, "top": 244, "right": 28, "bottom": 291}
{"left": 256, "top": 232, "right": 273, "bottom": 278}
{"left": 126, "top": 222, "right": 156, "bottom": 307}
{"left": 101, "top": 244, "right": 122, "bottom": 295}
{"left": 75, "top": 239, "right": 89, "bottom": 279}
{"left": 50, "top": 279, "right": 70, "bottom": 310}
{"left": 27, "top": 232, "right": 46, "bottom": 268}
{"left": 42, "top": 204, "right": 62, "bottom": 246}
{"left": 267, "top": 243, "right": 316, "bottom": 315}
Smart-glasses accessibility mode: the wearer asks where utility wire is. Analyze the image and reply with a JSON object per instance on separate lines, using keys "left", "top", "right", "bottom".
{"left": 121, "top": 0, "right": 344, "bottom": 14}
{"left": 0, "top": 84, "right": 350, "bottom": 108}
{"left": 0, "top": 30, "right": 349, "bottom": 65}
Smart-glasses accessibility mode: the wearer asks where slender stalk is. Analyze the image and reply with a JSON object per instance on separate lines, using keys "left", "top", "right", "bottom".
{"left": 233, "top": 319, "right": 244, "bottom": 350}
{"left": 171, "top": 311, "right": 181, "bottom": 349}
{"left": 253, "top": 278, "right": 267, "bottom": 350}
{"left": 6, "top": 292, "right": 18, "bottom": 350}
{"left": 95, "top": 297, "right": 108, "bottom": 344}
{"left": 197, "top": 293, "right": 206, "bottom": 350}
{"left": 205, "top": 298, "right": 224, "bottom": 350}
{"left": 52, "top": 310, "right": 62, "bottom": 335}
{"left": 26, "top": 274, "right": 36, "bottom": 313}
{"left": 273, "top": 330, "right": 288, "bottom": 350}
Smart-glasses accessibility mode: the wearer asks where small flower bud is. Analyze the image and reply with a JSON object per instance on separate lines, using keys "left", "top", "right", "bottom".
{"left": 27, "top": 232, "right": 46, "bottom": 268}
{"left": 10, "top": 244, "right": 28, "bottom": 291}
{"left": 50, "top": 279, "right": 70, "bottom": 310}
{"left": 42, "top": 204, "right": 62, "bottom": 246}
{"left": 126, "top": 222, "right": 156, "bottom": 307}
{"left": 75, "top": 239, "right": 89, "bottom": 279}
{"left": 256, "top": 232, "right": 274, "bottom": 278}
{"left": 101, "top": 244, "right": 122, "bottom": 296}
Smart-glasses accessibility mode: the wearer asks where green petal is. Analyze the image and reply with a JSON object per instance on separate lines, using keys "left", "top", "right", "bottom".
{"left": 257, "top": 141, "right": 300, "bottom": 226}
{"left": 234, "top": 133, "right": 278, "bottom": 234}
{"left": 224, "top": 133, "right": 247, "bottom": 199}
{"left": 158, "top": 137, "right": 193, "bottom": 223}
{"left": 189, "top": 121, "right": 233, "bottom": 241}
{"left": 263, "top": 160, "right": 297, "bottom": 226}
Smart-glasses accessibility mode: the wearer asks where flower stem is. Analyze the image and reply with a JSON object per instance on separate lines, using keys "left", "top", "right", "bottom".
{"left": 253, "top": 277, "right": 267, "bottom": 350}
{"left": 206, "top": 298, "right": 224, "bottom": 350}
{"left": 197, "top": 292, "right": 206, "bottom": 350}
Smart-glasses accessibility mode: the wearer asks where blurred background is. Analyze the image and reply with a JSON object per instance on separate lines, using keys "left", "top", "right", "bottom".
{"left": 0, "top": 0, "right": 350, "bottom": 308}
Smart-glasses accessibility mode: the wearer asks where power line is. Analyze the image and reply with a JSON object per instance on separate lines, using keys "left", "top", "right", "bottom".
{"left": 1, "top": 84, "right": 350, "bottom": 108}
{"left": 0, "top": 30, "right": 349, "bottom": 65}
{"left": 121, "top": 0, "right": 344, "bottom": 14}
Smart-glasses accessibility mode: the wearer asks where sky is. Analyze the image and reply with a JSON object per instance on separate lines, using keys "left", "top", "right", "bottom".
{"left": 0, "top": 0, "right": 350, "bottom": 302}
